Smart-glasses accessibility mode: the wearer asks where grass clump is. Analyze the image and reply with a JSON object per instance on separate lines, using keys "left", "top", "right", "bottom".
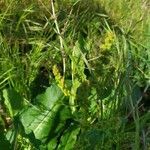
{"left": 0, "top": 0, "right": 149, "bottom": 149}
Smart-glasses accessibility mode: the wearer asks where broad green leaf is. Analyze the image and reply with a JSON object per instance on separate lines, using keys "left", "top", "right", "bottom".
{"left": 57, "top": 124, "right": 80, "bottom": 150}
{"left": 20, "top": 83, "right": 72, "bottom": 143}
{"left": 20, "top": 104, "right": 60, "bottom": 141}
{"left": 2, "top": 88, "right": 24, "bottom": 117}
{"left": 20, "top": 104, "right": 72, "bottom": 143}
{"left": 6, "top": 129, "right": 16, "bottom": 145}
{"left": 35, "top": 83, "right": 64, "bottom": 109}
{"left": 47, "top": 137, "right": 58, "bottom": 150}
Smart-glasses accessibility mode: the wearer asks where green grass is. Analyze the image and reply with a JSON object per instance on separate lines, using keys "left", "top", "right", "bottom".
{"left": 0, "top": 0, "right": 150, "bottom": 149}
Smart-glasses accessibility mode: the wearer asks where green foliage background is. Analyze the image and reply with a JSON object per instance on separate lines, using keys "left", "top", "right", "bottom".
{"left": 0, "top": 0, "right": 149, "bottom": 149}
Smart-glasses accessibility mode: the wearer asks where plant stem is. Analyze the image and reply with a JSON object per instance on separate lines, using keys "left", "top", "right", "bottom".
{"left": 50, "top": 0, "right": 66, "bottom": 76}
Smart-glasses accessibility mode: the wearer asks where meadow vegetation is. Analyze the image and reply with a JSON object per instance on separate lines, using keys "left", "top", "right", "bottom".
{"left": 0, "top": 0, "right": 150, "bottom": 149}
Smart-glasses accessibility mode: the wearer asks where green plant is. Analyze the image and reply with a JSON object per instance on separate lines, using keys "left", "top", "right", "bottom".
{"left": 0, "top": 0, "right": 149, "bottom": 149}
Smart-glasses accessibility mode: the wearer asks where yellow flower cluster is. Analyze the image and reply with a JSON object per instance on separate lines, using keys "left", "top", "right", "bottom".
{"left": 52, "top": 65, "right": 70, "bottom": 96}
{"left": 100, "top": 31, "right": 115, "bottom": 50}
